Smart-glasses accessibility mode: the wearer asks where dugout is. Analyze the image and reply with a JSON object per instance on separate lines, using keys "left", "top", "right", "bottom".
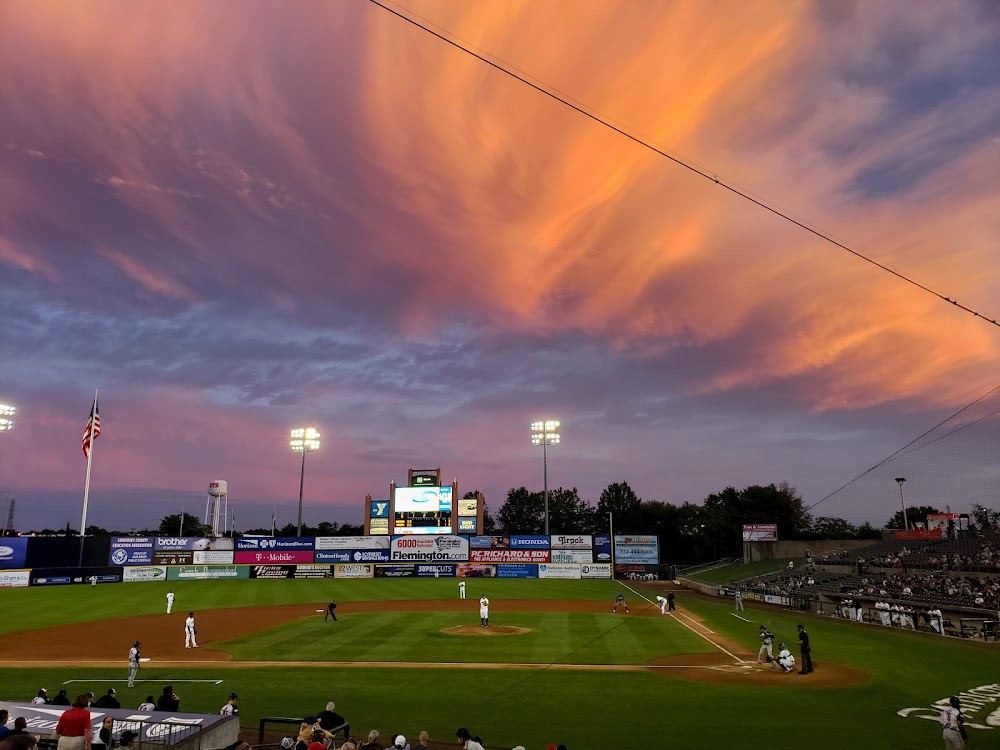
{"left": 960, "top": 618, "right": 998, "bottom": 641}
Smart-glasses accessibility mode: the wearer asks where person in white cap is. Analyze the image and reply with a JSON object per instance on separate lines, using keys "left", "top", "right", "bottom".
{"left": 392, "top": 735, "right": 409, "bottom": 750}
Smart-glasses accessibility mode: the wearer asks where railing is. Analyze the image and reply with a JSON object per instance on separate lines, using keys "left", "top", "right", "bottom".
{"left": 674, "top": 558, "right": 740, "bottom": 576}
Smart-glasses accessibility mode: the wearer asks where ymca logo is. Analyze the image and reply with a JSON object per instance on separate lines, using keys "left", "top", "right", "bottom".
{"left": 371, "top": 502, "right": 388, "bottom": 518}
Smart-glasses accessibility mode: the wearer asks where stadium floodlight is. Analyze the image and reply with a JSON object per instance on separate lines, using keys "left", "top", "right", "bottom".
{"left": 290, "top": 427, "right": 321, "bottom": 536}
{"left": 0, "top": 404, "right": 14, "bottom": 433}
{"left": 530, "top": 420, "right": 561, "bottom": 536}
{"left": 894, "top": 477, "right": 909, "bottom": 531}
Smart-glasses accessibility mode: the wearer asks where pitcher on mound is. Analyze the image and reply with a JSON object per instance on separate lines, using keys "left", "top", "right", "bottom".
{"left": 479, "top": 594, "right": 490, "bottom": 627}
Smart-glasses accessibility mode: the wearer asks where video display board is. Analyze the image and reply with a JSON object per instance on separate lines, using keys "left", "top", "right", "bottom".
{"left": 394, "top": 485, "right": 453, "bottom": 535}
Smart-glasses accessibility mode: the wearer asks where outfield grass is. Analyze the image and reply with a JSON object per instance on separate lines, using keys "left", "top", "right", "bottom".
{"left": 2, "top": 578, "right": 1000, "bottom": 749}
{"left": 685, "top": 558, "right": 801, "bottom": 584}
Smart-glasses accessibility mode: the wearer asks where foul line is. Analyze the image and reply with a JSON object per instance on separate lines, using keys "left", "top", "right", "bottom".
{"left": 62, "top": 679, "right": 223, "bottom": 685}
{"left": 618, "top": 582, "right": 745, "bottom": 663}
{"left": 731, "top": 613, "right": 751, "bottom": 623}
{"left": 676, "top": 611, "right": 715, "bottom": 633}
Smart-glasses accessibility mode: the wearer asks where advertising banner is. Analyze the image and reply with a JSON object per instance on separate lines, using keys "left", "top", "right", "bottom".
{"left": 764, "top": 594, "right": 791, "bottom": 606}
{"left": 390, "top": 535, "right": 469, "bottom": 562}
{"left": 374, "top": 564, "right": 417, "bottom": 578}
{"left": 235, "top": 537, "right": 315, "bottom": 551}
{"left": 550, "top": 534, "right": 592, "bottom": 550}
{"left": 334, "top": 563, "right": 374, "bottom": 579}
{"left": 469, "top": 549, "right": 550, "bottom": 563}
{"left": 581, "top": 563, "right": 612, "bottom": 579}
{"left": 510, "top": 535, "right": 550, "bottom": 549}
{"left": 614, "top": 535, "right": 657, "bottom": 546}
{"left": 152, "top": 551, "right": 193, "bottom": 565}
{"left": 109, "top": 537, "right": 154, "bottom": 566}
{"left": 470, "top": 536, "right": 509, "bottom": 549}
{"left": 457, "top": 563, "right": 496, "bottom": 578}
{"left": 458, "top": 518, "right": 477, "bottom": 533}
{"left": 370, "top": 500, "right": 389, "bottom": 518}
{"left": 30, "top": 567, "right": 122, "bottom": 585}
{"left": 167, "top": 565, "right": 249, "bottom": 580}
{"left": 193, "top": 550, "right": 235, "bottom": 565}
{"left": 741, "top": 524, "right": 778, "bottom": 542}
{"left": 538, "top": 563, "right": 581, "bottom": 579}
{"left": 550, "top": 549, "right": 593, "bottom": 564}
{"left": 497, "top": 563, "right": 537, "bottom": 578}
{"left": 893, "top": 529, "right": 943, "bottom": 540}
{"left": 614, "top": 564, "right": 659, "bottom": 580}
{"left": 233, "top": 550, "right": 314, "bottom": 564}
{"left": 369, "top": 518, "right": 390, "bottom": 535}
{"left": 346, "top": 549, "right": 391, "bottom": 563}
{"left": 593, "top": 535, "right": 612, "bottom": 562}
{"left": 613, "top": 544, "right": 659, "bottom": 564}
{"left": 316, "top": 536, "right": 390, "bottom": 550}
{"left": 415, "top": 563, "right": 456, "bottom": 577}
{"left": 249, "top": 565, "right": 296, "bottom": 579}
{"left": 0, "top": 538, "right": 28, "bottom": 570}
{"left": 0, "top": 569, "right": 30, "bottom": 587}
{"left": 123, "top": 566, "right": 168, "bottom": 583}
{"left": 457, "top": 498, "right": 478, "bottom": 516}
{"left": 314, "top": 550, "right": 354, "bottom": 563}
{"left": 294, "top": 565, "right": 333, "bottom": 579}
{"left": 154, "top": 537, "right": 234, "bottom": 551}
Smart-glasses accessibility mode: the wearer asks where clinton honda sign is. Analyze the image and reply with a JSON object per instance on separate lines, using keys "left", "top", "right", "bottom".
{"left": 391, "top": 535, "right": 469, "bottom": 562}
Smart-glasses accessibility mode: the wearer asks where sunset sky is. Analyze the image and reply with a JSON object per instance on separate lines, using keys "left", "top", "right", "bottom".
{"left": 1, "top": 0, "right": 999, "bottom": 533}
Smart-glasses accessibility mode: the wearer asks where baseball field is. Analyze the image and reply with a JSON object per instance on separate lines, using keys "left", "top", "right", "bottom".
{"left": 1, "top": 578, "right": 998, "bottom": 749}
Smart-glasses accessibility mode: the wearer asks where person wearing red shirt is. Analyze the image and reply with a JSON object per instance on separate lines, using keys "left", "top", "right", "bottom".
{"left": 52, "top": 695, "right": 92, "bottom": 750}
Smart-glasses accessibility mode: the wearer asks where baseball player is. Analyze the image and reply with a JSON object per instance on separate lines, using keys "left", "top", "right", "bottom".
{"left": 655, "top": 595, "right": 668, "bottom": 614}
{"left": 127, "top": 641, "right": 141, "bottom": 688}
{"left": 90, "top": 576, "right": 98, "bottom": 588}
{"left": 325, "top": 601, "right": 338, "bottom": 622}
{"left": 941, "top": 696, "right": 966, "bottom": 749}
{"left": 220, "top": 693, "right": 239, "bottom": 716}
{"left": 757, "top": 625, "right": 774, "bottom": 664}
{"left": 137, "top": 696, "right": 156, "bottom": 712}
{"left": 479, "top": 594, "right": 490, "bottom": 627}
{"left": 613, "top": 593, "right": 629, "bottom": 613}
{"left": 185, "top": 611, "right": 198, "bottom": 648}
{"left": 773, "top": 642, "right": 795, "bottom": 673}
{"left": 734, "top": 590, "right": 744, "bottom": 611}
{"left": 166, "top": 589, "right": 175, "bottom": 614}
{"left": 459, "top": 580, "right": 466, "bottom": 599}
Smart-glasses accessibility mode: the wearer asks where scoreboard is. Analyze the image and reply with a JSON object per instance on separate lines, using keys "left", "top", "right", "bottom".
{"left": 393, "top": 486, "right": 453, "bottom": 535}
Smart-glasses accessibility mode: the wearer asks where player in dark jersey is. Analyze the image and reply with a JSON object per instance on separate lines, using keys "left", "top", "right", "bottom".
{"left": 325, "top": 600, "right": 338, "bottom": 622}
{"left": 613, "top": 593, "right": 629, "bottom": 613}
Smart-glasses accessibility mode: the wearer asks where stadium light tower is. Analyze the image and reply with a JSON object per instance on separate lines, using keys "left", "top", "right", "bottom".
{"left": 0, "top": 404, "right": 14, "bottom": 433}
{"left": 530, "top": 420, "right": 560, "bottom": 536}
{"left": 894, "top": 477, "right": 909, "bottom": 531}
{"left": 290, "top": 427, "right": 321, "bottom": 537}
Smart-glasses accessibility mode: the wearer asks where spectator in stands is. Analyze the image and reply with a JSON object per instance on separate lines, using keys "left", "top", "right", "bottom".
{"left": 137, "top": 697, "right": 156, "bottom": 712}
{"left": 390, "top": 736, "right": 409, "bottom": 750}
{"left": 156, "top": 686, "right": 179, "bottom": 712}
{"left": 416, "top": 732, "right": 429, "bottom": 749}
{"left": 317, "top": 702, "right": 348, "bottom": 740}
{"left": 52, "top": 695, "right": 92, "bottom": 750}
{"left": 0, "top": 734, "right": 37, "bottom": 750}
{"left": 11, "top": 720, "right": 28, "bottom": 736}
{"left": 455, "top": 729, "right": 484, "bottom": 750}
{"left": 94, "top": 690, "right": 120, "bottom": 709}
{"left": 359, "top": 730, "right": 382, "bottom": 750}
{"left": 94, "top": 716, "right": 114, "bottom": 749}
{"left": 296, "top": 720, "right": 333, "bottom": 750}
{"left": 118, "top": 731, "right": 139, "bottom": 750}
{"left": 0, "top": 711, "right": 10, "bottom": 741}
{"left": 52, "top": 691, "right": 71, "bottom": 707}
{"left": 339, "top": 744, "right": 356, "bottom": 750}
{"left": 31, "top": 690, "right": 49, "bottom": 705}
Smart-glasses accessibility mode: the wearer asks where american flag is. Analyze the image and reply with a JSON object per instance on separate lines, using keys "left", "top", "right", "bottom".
{"left": 82, "top": 396, "right": 101, "bottom": 459}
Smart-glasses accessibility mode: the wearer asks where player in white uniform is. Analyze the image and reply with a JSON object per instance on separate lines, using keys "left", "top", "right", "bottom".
{"left": 127, "top": 641, "right": 140, "bottom": 688}
{"left": 655, "top": 595, "right": 668, "bottom": 614}
{"left": 757, "top": 626, "right": 774, "bottom": 664}
{"left": 941, "top": 696, "right": 966, "bottom": 749}
{"left": 137, "top": 696, "right": 156, "bottom": 712}
{"left": 459, "top": 580, "right": 466, "bottom": 599}
{"left": 185, "top": 612, "right": 198, "bottom": 648}
{"left": 166, "top": 589, "right": 175, "bottom": 614}
{"left": 219, "top": 693, "right": 239, "bottom": 717}
{"left": 90, "top": 576, "right": 98, "bottom": 588}
{"left": 734, "top": 590, "right": 744, "bottom": 611}
{"left": 772, "top": 643, "right": 795, "bottom": 672}
{"left": 479, "top": 595, "right": 489, "bottom": 628}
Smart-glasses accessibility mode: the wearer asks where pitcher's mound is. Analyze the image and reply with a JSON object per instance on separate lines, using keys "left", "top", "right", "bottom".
{"left": 441, "top": 625, "right": 531, "bottom": 636}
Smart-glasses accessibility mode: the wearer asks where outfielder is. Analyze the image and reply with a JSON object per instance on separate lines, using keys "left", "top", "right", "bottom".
{"left": 127, "top": 641, "right": 140, "bottom": 688}
{"left": 459, "top": 580, "right": 466, "bottom": 600}
{"left": 166, "top": 589, "right": 175, "bottom": 614}
{"left": 185, "top": 612, "right": 198, "bottom": 648}
{"left": 655, "top": 595, "right": 668, "bottom": 614}
{"left": 757, "top": 625, "right": 774, "bottom": 664}
{"left": 479, "top": 594, "right": 490, "bottom": 627}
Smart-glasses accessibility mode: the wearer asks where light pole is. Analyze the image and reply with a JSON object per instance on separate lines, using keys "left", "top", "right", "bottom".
{"left": 530, "top": 420, "right": 560, "bottom": 536}
{"left": 0, "top": 404, "right": 14, "bottom": 433}
{"left": 290, "top": 427, "right": 321, "bottom": 537}
{"left": 895, "top": 477, "right": 909, "bottom": 531}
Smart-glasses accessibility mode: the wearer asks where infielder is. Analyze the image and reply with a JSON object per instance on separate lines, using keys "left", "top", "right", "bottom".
{"left": 127, "top": 641, "right": 140, "bottom": 688}
{"left": 166, "top": 589, "right": 175, "bottom": 614}
{"left": 479, "top": 594, "right": 490, "bottom": 627}
{"left": 655, "top": 595, "right": 668, "bottom": 614}
{"left": 185, "top": 611, "right": 198, "bottom": 648}
{"left": 773, "top": 642, "right": 795, "bottom": 673}
{"left": 459, "top": 580, "right": 466, "bottom": 600}
{"left": 325, "top": 601, "right": 338, "bottom": 622}
{"left": 613, "top": 593, "right": 629, "bottom": 613}
{"left": 757, "top": 625, "right": 774, "bottom": 664}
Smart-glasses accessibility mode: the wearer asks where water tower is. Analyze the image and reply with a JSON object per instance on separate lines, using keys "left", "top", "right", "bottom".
{"left": 205, "top": 480, "right": 229, "bottom": 537}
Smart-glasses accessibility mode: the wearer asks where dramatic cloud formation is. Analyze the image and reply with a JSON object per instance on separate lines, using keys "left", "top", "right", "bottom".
{"left": 1, "top": 0, "right": 998, "bottom": 530}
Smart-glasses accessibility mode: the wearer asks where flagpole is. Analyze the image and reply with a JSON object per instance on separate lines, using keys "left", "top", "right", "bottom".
{"left": 79, "top": 389, "right": 98, "bottom": 567}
